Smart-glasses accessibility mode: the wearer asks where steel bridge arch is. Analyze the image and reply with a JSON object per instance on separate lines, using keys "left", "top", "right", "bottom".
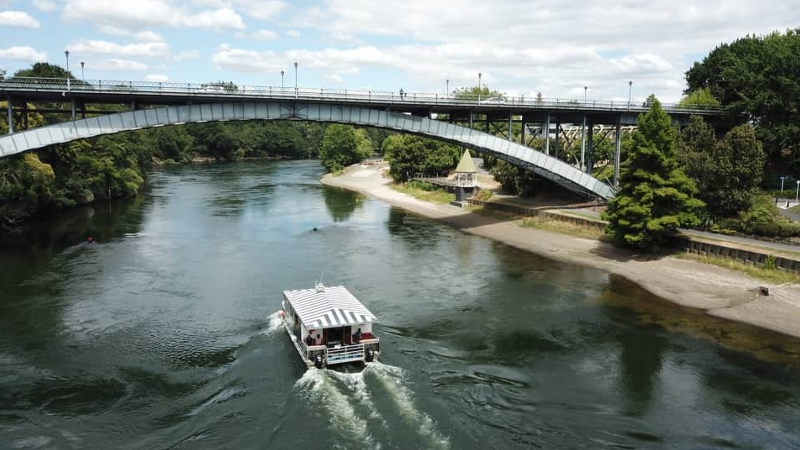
{"left": 0, "top": 101, "right": 615, "bottom": 199}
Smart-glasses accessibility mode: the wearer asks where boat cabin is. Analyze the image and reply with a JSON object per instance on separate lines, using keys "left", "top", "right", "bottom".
{"left": 281, "top": 283, "right": 380, "bottom": 368}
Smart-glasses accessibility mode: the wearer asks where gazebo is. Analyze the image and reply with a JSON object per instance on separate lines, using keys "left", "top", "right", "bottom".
{"left": 452, "top": 150, "right": 478, "bottom": 205}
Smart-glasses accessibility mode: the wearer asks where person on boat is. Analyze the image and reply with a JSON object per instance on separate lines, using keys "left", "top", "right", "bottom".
{"left": 353, "top": 328, "right": 362, "bottom": 344}
{"left": 305, "top": 334, "right": 314, "bottom": 346}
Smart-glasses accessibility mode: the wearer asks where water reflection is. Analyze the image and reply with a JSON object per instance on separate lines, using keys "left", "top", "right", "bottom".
{"left": 322, "top": 186, "right": 362, "bottom": 222}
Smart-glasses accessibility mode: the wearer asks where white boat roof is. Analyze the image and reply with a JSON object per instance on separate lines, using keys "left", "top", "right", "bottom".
{"left": 282, "top": 284, "right": 377, "bottom": 330}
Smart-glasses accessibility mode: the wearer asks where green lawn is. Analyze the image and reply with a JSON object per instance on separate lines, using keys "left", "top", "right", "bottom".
{"left": 391, "top": 182, "right": 455, "bottom": 204}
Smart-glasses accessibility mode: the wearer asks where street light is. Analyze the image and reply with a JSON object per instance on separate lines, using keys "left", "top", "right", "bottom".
{"left": 293, "top": 62, "right": 298, "bottom": 98}
{"left": 281, "top": 70, "right": 284, "bottom": 91}
{"left": 80, "top": 61, "right": 84, "bottom": 81}
{"left": 628, "top": 80, "right": 633, "bottom": 107}
{"left": 584, "top": 86, "right": 587, "bottom": 104}
{"left": 478, "top": 72, "right": 482, "bottom": 102}
{"left": 446, "top": 79, "right": 449, "bottom": 97}
{"left": 64, "top": 50, "right": 70, "bottom": 91}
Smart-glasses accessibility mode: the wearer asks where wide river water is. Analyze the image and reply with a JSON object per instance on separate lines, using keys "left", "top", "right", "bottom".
{"left": 2, "top": 159, "right": 800, "bottom": 449}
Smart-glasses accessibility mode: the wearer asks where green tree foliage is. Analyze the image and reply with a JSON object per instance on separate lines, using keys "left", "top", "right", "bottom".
{"left": 382, "top": 134, "right": 461, "bottom": 181}
{"left": 685, "top": 29, "right": 800, "bottom": 173}
{"left": 13, "top": 62, "right": 72, "bottom": 79}
{"left": 319, "top": 125, "right": 373, "bottom": 172}
{"left": 678, "top": 117, "right": 766, "bottom": 217}
{"left": 678, "top": 87, "right": 720, "bottom": 107}
{"left": 604, "top": 99, "right": 704, "bottom": 249}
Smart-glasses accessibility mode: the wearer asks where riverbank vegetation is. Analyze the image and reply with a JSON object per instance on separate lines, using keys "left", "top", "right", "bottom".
{"left": 391, "top": 180, "right": 455, "bottom": 204}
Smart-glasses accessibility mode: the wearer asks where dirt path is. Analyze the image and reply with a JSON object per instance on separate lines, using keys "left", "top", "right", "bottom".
{"left": 322, "top": 163, "right": 800, "bottom": 339}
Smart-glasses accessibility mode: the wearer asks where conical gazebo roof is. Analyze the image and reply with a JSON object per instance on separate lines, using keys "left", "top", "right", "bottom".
{"left": 454, "top": 150, "right": 476, "bottom": 173}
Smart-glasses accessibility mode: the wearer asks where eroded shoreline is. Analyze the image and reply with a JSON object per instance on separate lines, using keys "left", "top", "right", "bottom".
{"left": 322, "top": 163, "right": 800, "bottom": 340}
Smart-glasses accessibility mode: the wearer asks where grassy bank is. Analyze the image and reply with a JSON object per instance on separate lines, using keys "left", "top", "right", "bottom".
{"left": 676, "top": 253, "right": 800, "bottom": 284}
{"left": 391, "top": 181, "right": 455, "bottom": 204}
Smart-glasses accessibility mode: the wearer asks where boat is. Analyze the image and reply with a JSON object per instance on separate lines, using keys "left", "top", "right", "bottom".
{"left": 279, "top": 283, "right": 380, "bottom": 369}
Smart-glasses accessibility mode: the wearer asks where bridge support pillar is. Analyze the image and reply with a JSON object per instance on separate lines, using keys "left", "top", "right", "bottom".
{"left": 580, "top": 115, "right": 586, "bottom": 172}
{"left": 586, "top": 120, "right": 594, "bottom": 174}
{"left": 71, "top": 99, "right": 76, "bottom": 120}
{"left": 555, "top": 118, "right": 561, "bottom": 159}
{"left": 544, "top": 113, "right": 551, "bottom": 155}
{"left": 469, "top": 111, "right": 473, "bottom": 129}
{"left": 614, "top": 116, "right": 622, "bottom": 188}
{"left": 520, "top": 119, "right": 526, "bottom": 145}
{"left": 6, "top": 97, "right": 12, "bottom": 134}
{"left": 508, "top": 113, "right": 512, "bottom": 140}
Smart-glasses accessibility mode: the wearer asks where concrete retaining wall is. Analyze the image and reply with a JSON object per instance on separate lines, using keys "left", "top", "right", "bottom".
{"left": 467, "top": 198, "right": 800, "bottom": 274}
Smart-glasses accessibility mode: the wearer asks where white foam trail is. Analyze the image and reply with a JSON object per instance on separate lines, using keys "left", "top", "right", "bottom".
{"left": 327, "top": 369, "right": 387, "bottom": 427}
{"left": 259, "top": 311, "right": 284, "bottom": 336}
{"left": 365, "top": 362, "right": 451, "bottom": 449}
{"left": 187, "top": 386, "right": 243, "bottom": 416}
{"left": 294, "top": 368, "right": 380, "bottom": 449}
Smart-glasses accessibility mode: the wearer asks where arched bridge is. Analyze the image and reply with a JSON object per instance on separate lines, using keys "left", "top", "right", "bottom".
{"left": 0, "top": 101, "right": 616, "bottom": 199}
{"left": 0, "top": 77, "right": 728, "bottom": 200}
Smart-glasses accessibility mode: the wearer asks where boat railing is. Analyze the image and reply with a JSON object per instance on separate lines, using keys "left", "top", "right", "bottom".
{"left": 327, "top": 343, "right": 366, "bottom": 364}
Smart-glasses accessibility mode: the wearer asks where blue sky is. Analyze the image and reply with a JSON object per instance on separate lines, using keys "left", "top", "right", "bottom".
{"left": 0, "top": 0, "right": 798, "bottom": 103}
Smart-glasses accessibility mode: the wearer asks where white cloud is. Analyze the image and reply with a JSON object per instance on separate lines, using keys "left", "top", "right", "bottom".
{"left": 0, "top": 10, "right": 41, "bottom": 28}
{"left": 67, "top": 39, "right": 170, "bottom": 58}
{"left": 146, "top": 73, "right": 170, "bottom": 82}
{"left": 211, "top": 44, "right": 282, "bottom": 72}
{"left": 186, "top": 8, "right": 245, "bottom": 30}
{"left": 286, "top": 29, "right": 300, "bottom": 38}
{"left": 62, "top": 0, "right": 245, "bottom": 31}
{"left": 0, "top": 46, "right": 47, "bottom": 61}
{"left": 252, "top": 29, "right": 278, "bottom": 41}
{"left": 32, "top": 0, "right": 58, "bottom": 13}
{"left": 234, "top": 0, "right": 286, "bottom": 20}
{"left": 282, "top": 0, "right": 800, "bottom": 101}
{"left": 94, "top": 58, "right": 148, "bottom": 71}
{"left": 135, "top": 31, "right": 165, "bottom": 42}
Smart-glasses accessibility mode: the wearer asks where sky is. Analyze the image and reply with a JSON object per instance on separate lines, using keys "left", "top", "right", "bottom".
{"left": 0, "top": 0, "right": 798, "bottom": 103}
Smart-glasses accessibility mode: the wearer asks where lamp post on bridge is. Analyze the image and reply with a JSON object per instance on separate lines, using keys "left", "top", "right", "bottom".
{"left": 478, "top": 72, "right": 482, "bottom": 102}
{"left": 628, "top": 80, "right": 632, "bottom": 108}
{"left": 294, "top": 61, "right": 298, "bottom": 99}
{"left": 80, "top": 61, "right": 84, "bottom": 82}
{"left": 281, "top": 70, "right": 284, "bottom": 91}
{"left": 64, "top": 50, "right": 70, "bottom": 91}
{"left": 584, "top": 85, "right": 587, "bottom": 105}
{"left": 446, "top": 79, "right": 449, "bottom": 98}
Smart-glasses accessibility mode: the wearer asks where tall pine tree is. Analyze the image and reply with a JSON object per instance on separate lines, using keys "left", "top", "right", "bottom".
{"left": 604, "top": 98, "right": 704, "bottom": 249}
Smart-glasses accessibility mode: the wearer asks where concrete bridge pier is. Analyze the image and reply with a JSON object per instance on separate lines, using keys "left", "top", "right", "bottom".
{"left": 6, "top": 97, "right": 12, "bottom": 134}
{"left": 614, "top": 116, "right": 622, "bottom": 187}
{"left": 544, "top": 113, "right": 551, "bottom": 155}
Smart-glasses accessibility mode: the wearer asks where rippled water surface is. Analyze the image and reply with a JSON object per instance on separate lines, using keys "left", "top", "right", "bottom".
{"left": 2, "top": 160, "right": 800, "bottom": 449}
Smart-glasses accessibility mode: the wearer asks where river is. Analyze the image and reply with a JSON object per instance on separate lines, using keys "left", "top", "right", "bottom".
{"left": 2, "top": 159, "right": 800, "bottom": 449}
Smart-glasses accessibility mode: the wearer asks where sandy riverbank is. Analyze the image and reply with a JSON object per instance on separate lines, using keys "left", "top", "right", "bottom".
{"left": 322, "top": 163, "right": 800, "bottom": 339}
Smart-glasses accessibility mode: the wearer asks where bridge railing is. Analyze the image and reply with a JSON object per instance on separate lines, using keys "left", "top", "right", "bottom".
{"left": 0, "top": 76, "right": 724, "bottom": 115}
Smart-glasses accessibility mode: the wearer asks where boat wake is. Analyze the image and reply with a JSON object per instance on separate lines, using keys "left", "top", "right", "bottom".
{"left": 259, "top": 311, "right": 284, "bottom": 337}
{"left": 293, "top": 363, "right": 450, "bottom": 449}
{"left": 295, "top": 368, "right": 378, "bottom": 449}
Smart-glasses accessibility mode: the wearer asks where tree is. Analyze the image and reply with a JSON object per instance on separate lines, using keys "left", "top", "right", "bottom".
{"left": 678, "top": 87, "right": 720, "bottom": 107}
{"left": 604, "top": 98, "right": 704, "bottom": 249}
{"left": 382, "top": 134, "right": 461, "bottom": 181}
{"left": 685, "top": 29, "right": 800, "bottom": 174}
{"left": 13, "top": 62, "right": 73, "bottom": 79}
{"left": 678, "top": 117, "right": 766, "bottom": 217}
{"left": 319, "top": 124, "right": 372, "bottom": 172}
